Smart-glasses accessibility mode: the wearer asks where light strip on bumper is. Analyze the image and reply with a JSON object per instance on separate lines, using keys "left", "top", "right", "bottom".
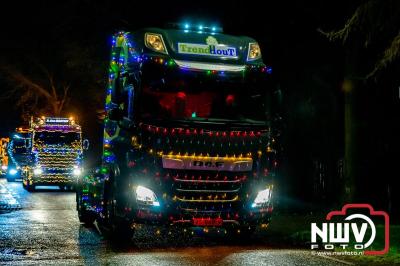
{"left": 174, "top": 59, "right": 246, "bottom": 72}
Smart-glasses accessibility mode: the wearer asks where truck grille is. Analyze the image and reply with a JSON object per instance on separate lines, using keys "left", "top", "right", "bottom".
{"left": 37, "top": 152, "right": 78, "bottom": 170}
{"left": 169, "top": 170, "right": 248, "bottom": 216}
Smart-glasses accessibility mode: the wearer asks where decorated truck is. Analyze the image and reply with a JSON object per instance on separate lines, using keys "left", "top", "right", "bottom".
{"left": 5, "top": 128, "right": 32, "bottom": 182}
{"left": 23, "top": 117, "right": 87, "bottom": 191}
{"left": 0, "top": 137, "right": 9, "bottom": 176}
{"left": 76, "top": 24, "right": 280, "bottom": 239}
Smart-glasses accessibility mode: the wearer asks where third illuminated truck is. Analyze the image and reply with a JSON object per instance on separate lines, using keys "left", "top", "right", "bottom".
{"left": 76, "top": 23, "right": 280, "bottom": 240}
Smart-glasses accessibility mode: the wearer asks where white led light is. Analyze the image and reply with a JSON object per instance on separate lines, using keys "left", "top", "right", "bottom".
{"left": 135, "top": 185, "right": 160, "bottom": 206}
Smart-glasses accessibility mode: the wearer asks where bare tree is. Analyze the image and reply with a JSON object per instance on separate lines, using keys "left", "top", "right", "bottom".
{"left": 319, "top": 0, "right": 400, "bottom": 203}
{"left": 1, "top": 65, "right": 70, "bottom": 117}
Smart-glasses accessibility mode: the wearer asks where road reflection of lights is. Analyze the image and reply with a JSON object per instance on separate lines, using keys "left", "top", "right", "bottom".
{"left": 31, "top": 210, "right": 49, "bottom": 223}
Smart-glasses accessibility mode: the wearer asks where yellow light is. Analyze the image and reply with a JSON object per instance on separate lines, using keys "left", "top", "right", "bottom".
{"left": 248, "top": 43, "right": 261, "bottom": 60}
{"left": 145, "top": 33, "right": 167, "bottom": 54}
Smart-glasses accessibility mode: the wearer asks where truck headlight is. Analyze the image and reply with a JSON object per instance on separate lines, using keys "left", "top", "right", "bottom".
{"left": 145, "top": 33, "right": 168, "bottom": 54}
{"left": 135, "top": 185, "right": 160, "bottom": 206}
{"left": 73, "top": 168, "right": 82, "bottom": 176}
{"left": 33, "top": 167, "right": 43, "bottom": 176}
{"left": 252, "top": 187, "right": 272, "bottom": 208}
{"left": 9, "top": 168, "right": 18, "bottom": 175}
{"left": 247, "top": 42, "right": 261, "bottom": 61}
{"left": 73, "top": 165, "right": 82, "bottom": 176}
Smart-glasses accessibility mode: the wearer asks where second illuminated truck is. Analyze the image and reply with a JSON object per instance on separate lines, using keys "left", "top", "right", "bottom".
{"left": 23, "top": 117, "right": 87, "bottom": 191}
{"left": 77, "top": 23, "right": 280, "bottom": 239}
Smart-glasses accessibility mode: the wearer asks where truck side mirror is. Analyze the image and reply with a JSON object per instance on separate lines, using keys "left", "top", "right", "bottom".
{"left": 108, "top": 108, "right": 123, "bottom": 121}
{"left": 25, "top": 139, "right": 31, "bottom": 149}
{"left": 83, "top": 139, "right": 90, "bottom": 150}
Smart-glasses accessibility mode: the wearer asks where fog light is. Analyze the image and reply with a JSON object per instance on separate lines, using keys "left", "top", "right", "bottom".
{"left": 252, "top": 187, "right": 272, "bottom": 208}
{"left": 33, "top": 167, "right": 43, "bottom": 176}
{"left": 135, "top": 185, "right": 160, "bottom": 206}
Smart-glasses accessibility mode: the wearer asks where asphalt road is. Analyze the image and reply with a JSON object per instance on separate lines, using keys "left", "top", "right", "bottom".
{"left": 0, "top": 179, "right": 353, "bottom": 265}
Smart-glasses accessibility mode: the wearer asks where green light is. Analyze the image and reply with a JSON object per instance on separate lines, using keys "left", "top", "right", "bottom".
{"left": 103, "top": 151, "right": 111, "bottom": 156}
{"left": 191, "top": 112, "right": 197, "bottom": 118}
{"left": 206, "top": 70, "right": 211, "bottom": 75}
{"left": 168, "top": 60, "right": 175, "bottom": 66}
{"left": 100, "top": 167, "right": 108, "bottom": 174}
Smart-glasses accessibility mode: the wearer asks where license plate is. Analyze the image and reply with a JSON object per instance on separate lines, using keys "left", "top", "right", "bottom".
{"left": 192, "top": 217, "right": 223, "bottom": 226}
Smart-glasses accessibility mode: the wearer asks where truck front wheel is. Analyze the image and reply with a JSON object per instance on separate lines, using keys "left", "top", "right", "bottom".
{"left": 76, "top": 191, "right": 95, "bottom": 226}
{"left": 26, "top": 182, "right": 35, "bottom": 192}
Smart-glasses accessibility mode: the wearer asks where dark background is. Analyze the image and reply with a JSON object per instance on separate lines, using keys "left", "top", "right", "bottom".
{"left": 0, "top": 0, "right": 398, "bottom": 216}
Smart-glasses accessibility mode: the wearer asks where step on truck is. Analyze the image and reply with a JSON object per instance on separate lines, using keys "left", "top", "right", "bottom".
{"left": 76, "top": 23, "right": 280, "bottom": 239}
{"left": 23, "top": 117, "right": 88, "bottom": 191}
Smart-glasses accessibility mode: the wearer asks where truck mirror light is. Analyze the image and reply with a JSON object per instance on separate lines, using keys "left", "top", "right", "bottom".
{"left": 83, "top": 139, "right": 90, "bottom": 150}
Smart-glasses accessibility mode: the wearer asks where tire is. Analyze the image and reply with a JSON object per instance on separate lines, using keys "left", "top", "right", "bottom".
{"left": 104, "top": 171, "right": 134, "bottom": 242}
{"left": 109, "top": 217, "right": 135, "bottom": 242}
{"left": 26, "top": 183, "right": 35, "bottom": 192}
{"left": 76, "top": 190, "right": 95, "bottom": 226}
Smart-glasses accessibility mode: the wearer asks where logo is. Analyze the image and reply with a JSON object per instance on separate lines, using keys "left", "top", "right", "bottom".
{"left": 311, "top": 204, "right": 389, "bottom": 255}
{"left": 192, "top": 160, "right": 224, "bottom": 168}
{"left": 162, "top": 155, "right": 252, "bottom": 171}
{"left": 177, "top": 36, "right": 237, "bottom": 58}
{"left": 206, "top": 36, "right": 218, "bottom": 45}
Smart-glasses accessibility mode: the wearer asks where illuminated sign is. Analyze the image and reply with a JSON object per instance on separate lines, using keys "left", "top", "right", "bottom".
{"left": 178, "top": 43, "right": 237, "bottom": 58}
{"left": 45, "top": 117, "right": 70, "bottom": 125}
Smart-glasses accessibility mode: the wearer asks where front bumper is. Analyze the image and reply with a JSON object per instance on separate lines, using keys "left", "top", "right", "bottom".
{"left": 122, "top": 185, "right": 274, "bottom": 228}
{"left": 27, "top": 173, "right": 77, "bottom": 186}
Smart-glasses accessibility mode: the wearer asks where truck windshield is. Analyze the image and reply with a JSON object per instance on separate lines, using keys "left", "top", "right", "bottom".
{"left": 34, "top": 131, "right": 80, "bottom": 145}
{"left": 12, "top": 133, "right": 31, "bottom": 154}
{"left": 139, "top": 72, "right": 270, "bottom": 123}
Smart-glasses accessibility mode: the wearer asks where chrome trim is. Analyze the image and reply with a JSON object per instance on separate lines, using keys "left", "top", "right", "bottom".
{"left": 174, "top": 59, "right": 246, "bottom": 72}
{"left": 176, "top": 188, "right": 240, "bottom": 193}
{"left": 173, "top": 178, "right": 242, "bottom": 184}
{"left": 175, "top": 196, "right": 239, "bottom": 203}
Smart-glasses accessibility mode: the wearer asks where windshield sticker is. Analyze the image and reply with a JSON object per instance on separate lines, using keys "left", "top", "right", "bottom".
{"left": 178, "top": 43, "right": 237, "bottom": 58}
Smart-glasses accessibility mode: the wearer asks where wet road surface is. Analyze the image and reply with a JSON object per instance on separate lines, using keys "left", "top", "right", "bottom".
{"left": 0, "top": 179, "right": 353, "bottom": 265}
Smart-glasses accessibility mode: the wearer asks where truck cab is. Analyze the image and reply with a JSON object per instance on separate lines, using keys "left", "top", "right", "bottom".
{"left": 5, "top": 128, "right": 32, "bottom": 182}
{"left": 77, "top": 24, "right": 279, "bottom": 239}
{"left": 23, "top": 117, "right": 85, "bottom": 191}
